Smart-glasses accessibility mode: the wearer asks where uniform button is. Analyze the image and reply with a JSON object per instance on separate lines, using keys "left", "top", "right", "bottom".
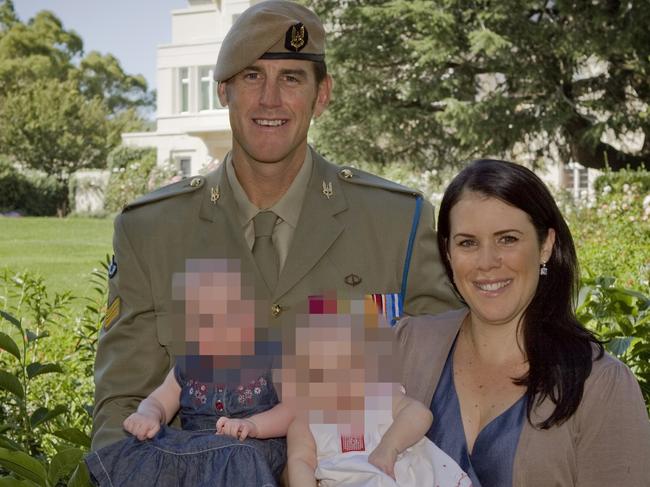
{"left": 190, "top": 177, "right": 202, "bottom": 187}
{"left": 340, "top": 169, "right": 353, "bottom": 179}
{"left": 271, "top": 304, "right": 282, "bottom": 317}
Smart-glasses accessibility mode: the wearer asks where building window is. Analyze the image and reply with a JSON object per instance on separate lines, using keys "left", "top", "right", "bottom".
{"left": 199, "top": 66, "right": 222, "bottom": 111}
{"left": 179, "top": 157, "right": 192, "bottom": 178}
{"left": 564, "top": 162, "right": 589, "bottom": 199}
{"left": 179, "top": 67, "right": 189, "bottom": 113}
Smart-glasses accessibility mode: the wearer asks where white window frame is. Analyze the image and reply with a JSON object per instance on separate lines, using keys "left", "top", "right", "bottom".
{"left": 198, "top": 66, "right": 222, "bottom": 111}
{"left": 170, "top": 150, "right": 195, "bottom": 178}
{"left": 179, "top": 67, "right": 190, "bottom": 114}
{"left": 565, "top": 162, "right": 589, "bottom": 200}
{"left": 179, "top": 157, "right": 192, "bottom": 178}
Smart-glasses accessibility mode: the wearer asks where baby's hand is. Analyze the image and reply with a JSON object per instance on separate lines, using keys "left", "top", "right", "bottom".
{"left": 368, "top": 442, "right": 398, "bottom": 480}
{"left": 123, "top": 412, "right": 161, "bottom": 441}
{"left": 215, "top": 417, "right": 258, "bottom": 441}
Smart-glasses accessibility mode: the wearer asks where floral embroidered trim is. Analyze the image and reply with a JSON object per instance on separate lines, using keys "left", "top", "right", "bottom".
{"left": 187, "top": 379, "right": 208, "bottom": 407}
{"left": 237, "top": 376, "right": 268, "bottom": 405}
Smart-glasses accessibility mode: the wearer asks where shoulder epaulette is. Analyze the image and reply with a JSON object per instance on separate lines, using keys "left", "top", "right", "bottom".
{"left": 122, "top": 176, "right": 205, "bottom": 213}
{"left": 336, "top": 167, "right": 421, "bottom": 197}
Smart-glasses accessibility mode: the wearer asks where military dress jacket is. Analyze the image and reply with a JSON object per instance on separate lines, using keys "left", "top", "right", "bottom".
{"left": 92, "top": 148, "right": 460, "bottom": 450}
{"left": 397, "top": 309, "right": 650, "bottom": 487}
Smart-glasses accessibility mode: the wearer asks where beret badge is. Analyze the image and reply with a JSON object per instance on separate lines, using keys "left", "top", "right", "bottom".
{"left": 285, "top": 22, "right": 308, "bottom": 52}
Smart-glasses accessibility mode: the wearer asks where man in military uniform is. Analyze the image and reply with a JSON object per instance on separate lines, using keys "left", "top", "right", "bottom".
{"left": 92, "top": 0, "right": 459, "bottom": 459}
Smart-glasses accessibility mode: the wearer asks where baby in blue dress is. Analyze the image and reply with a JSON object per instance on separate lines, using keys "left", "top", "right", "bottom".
{"left": 85, "top": 260, "right": 290, "bottom": 486}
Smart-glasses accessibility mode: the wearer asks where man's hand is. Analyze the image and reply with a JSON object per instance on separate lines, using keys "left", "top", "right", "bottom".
{"left": 368, "top": 442, "right": 399, "bottom": 480}
{"left": 216, "top": 417, "right": 258, "bottom": 441}
{"left": 123, "top": 412, "right": 161, "bottom": 441}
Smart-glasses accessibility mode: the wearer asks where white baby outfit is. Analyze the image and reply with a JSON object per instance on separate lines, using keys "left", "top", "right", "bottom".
{"left": 311, "top": 408, "right": 472, "bottom": 487}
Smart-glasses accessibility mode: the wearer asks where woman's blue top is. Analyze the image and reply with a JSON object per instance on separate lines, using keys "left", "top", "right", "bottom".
{"left": 427, "top": 341, "right": 527, "bottom": 487}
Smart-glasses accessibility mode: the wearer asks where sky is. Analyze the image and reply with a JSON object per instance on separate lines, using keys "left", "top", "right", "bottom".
{"left": 13, "top": 0, "right": 190, "bottom": 92}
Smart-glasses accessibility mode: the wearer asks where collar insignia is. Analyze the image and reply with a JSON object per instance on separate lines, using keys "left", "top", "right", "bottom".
{"left": 322, "top": 181, "right": 333, "bottom": 199}
{"left": 211, "top": 186, "right": 220, "bottom": 204}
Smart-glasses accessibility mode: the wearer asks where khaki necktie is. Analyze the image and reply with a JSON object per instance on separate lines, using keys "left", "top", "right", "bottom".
{"left": 252, "top": 211, "right": 279, "bottom": 290}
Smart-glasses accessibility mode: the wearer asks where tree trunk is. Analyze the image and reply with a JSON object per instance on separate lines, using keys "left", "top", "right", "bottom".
{"left": 565, "top": 116, "right": 649, "bottom": 171}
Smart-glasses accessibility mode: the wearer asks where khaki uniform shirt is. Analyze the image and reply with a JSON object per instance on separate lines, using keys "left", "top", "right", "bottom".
{"left": 92, "top": 147, "right": 461, "bottom": 450}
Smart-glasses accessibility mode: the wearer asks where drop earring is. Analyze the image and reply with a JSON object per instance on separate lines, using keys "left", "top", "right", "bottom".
{"left": 540, "top": 262, "right": 548, "bottom": 276}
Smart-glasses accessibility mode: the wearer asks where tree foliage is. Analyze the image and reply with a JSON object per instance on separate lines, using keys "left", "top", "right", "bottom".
{"left": 73, "top": 51, "right": 153, "bottom": 114}
{"left": 0, "top": 0, "right": 154, "bottom": 194}
{"left": 0, "top": 5, "right": 82, "bottom": 91}
{"left": 0, "top": 80, "right": 109, "bottom": 180}
{"left": 306, "top": 0, "right": 650, "bottom": 171}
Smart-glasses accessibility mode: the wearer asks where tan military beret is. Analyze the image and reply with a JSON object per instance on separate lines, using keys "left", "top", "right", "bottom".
{"left": 214, "top": 0, "right": 326, "bottom": 82}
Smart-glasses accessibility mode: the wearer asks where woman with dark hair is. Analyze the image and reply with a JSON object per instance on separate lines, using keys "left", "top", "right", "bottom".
{"left": 397, "top": 159, "right": 650, "bottom": 487}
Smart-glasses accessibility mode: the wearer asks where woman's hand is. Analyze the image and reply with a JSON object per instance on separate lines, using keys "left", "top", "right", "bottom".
{"left": 368, "top": 442, "right": 398, "bottom": 480}
{"left": 123, "top": 412, "right": 161, "bottom": 441}
{"left": 215, "top": 417, "right": 258, "bottom": 440}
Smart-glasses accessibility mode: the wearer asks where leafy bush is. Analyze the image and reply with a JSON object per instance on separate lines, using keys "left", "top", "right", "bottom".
{"left": 103, "top": 146, "right": 156, "bottom": 212}
{"left": 0, "top": 263, "right": 107, "bottom": 485}
{"left": 566, "top": 168, "right": 650, "bottom": 293}
{"left": 577, "top": 277, "right": 650, "bottom": 413}
{"left": 103, "top": 146, "right": 179, "bottom": 212}
{"left": 593, "top": 167, "right": 650, "bottom": 194}
{"left": 0, "top": 307, "right": 89, "bottom": 486}
{"left": 0, "top": 158, "right": 68, "bottom": 216}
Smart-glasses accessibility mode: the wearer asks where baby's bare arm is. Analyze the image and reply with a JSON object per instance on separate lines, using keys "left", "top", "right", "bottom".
{"left": 122, "top": 368, "right": 181, "bottom": 440}
{"left": 216, "top": 401, "right": 294, "bottom": 440}
{"left": 368, "top": 392, "right": 433, "bottom": 478}
{"left": 387, "top": 392, "right": 433, "bottom": 451}
{"left": 287, "top": 418, "right": 318, "bottom": 487}
{"left": 246, "top": 401, "right": 294, "bottom": 439}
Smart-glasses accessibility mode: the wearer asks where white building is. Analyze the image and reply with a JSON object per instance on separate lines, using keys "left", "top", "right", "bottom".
{"left": 123, "top": 0, "right": 261, "bottom": 177}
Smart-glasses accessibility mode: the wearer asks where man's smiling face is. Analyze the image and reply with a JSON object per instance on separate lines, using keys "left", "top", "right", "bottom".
{"left": 218, "top": 58, "right": 331, "bottom": 168}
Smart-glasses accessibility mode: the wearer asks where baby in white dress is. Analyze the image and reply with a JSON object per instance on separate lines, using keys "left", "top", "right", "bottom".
{"left": 283, "top": 295, "right": 472, "bottom": 487}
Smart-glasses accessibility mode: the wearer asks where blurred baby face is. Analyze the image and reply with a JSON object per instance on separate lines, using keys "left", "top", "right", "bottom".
{"left": 180, "top": 266, "right": 255, "bottom": 356}
{"left": 282, "top": 296, "right": 398, "bottom": 425}
{"left": 299, "top": 325, "right": 365, "bottom": 411}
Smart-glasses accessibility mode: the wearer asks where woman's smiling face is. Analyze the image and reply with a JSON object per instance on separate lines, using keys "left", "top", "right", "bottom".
{"left": 447, "top": 191, "right": 555, "bottom": 329}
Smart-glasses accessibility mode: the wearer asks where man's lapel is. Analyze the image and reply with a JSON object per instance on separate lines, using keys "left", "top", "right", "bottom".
{"left": 274, "top": 152, "right": 348, "bottom": 300}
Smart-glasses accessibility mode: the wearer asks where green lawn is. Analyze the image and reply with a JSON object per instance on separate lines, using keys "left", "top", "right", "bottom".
{"left": 0, "top": 216, "right": 114, "bottom": 298}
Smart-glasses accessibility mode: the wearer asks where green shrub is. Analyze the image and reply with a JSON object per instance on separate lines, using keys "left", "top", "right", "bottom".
{"left": 103, "top": 146, "right": 156, "bottom": 212}
{"left": 569, "top": 214, "right": 649, "bottom": 292}
{"left": 578, "top": 277, "right": 650, "bottom": 413}
{"left": 564, "top": 167, "right": 650, "bottom": 293}
{"left": 0, "top": 264, "right": 107, "bottom": 485}
{"left": 593, "top": 166, "right": 650, "bottom": 194}
{"left": 0, "top": 158, "right": 67, "bottom": 216}
{"left": 548, "top": 168, "right": 650, "bottom": 410}
{"left": 103, "top": 146, "right": 179, "bottom": 212}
